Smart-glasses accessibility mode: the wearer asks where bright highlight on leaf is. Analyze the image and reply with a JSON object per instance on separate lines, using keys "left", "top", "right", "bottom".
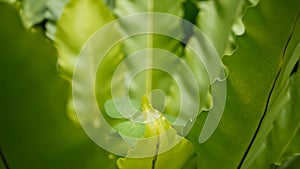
{"left": 106, "top": 96, "right": 171, "bottom": 139}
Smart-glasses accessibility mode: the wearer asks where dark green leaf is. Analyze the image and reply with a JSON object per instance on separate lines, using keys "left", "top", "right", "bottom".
{"left": 273, "top": 154, "right": 300, "bottom": 169}
{"left": 187, "top": 0, "right": 300, "bottom": 168}
{"left": 0, "top": 3, "right": 117, "bottom": 169}
{"left": 244, "top": 60, "right": 300, "bottom": 169}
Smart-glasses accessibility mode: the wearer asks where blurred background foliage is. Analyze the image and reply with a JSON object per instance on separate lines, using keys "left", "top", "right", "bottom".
{"left": 0, "top": 3, "right": 118, "bottom": 169}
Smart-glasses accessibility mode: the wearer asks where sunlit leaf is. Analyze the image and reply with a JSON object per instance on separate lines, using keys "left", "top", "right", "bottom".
{"left": 55, "top": 0, "right": 124, "bottom": 123}
{"left": 17, "top": 0, "right": 69, "bottom": 39}
{"left": 112, "top": 0, "right": 185, "bottom": 101}
{"left": 117, "top": 138, "right": 195, "bottom": 169}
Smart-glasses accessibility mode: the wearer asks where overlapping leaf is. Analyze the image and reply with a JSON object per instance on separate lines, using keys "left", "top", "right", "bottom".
{"left": 112, "top": 0, "right": 185, "bottom": 99}
{"left": 241, "top": 5, "right": 300, "bottom": 169}
{"left": 187, "top": 0, "right": 300, "bottom": 169}
{"left": 195, "top": 0, "right": 258, "bottom": 56}
{"left": 54, "top": 0, "right": 124, "bottom": 123}
{"left": 244, "top": 51, "right": 300, "bottom": 168}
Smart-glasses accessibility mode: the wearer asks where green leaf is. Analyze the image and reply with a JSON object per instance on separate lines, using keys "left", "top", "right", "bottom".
{"left": 196, "top": 0, "right": 258, "bottom": 56}
{"left": 110, "top": 121, "right": 145, "bottom": 149}
{"left": 113, "top": 96, "right": 195, "bottom": 167}
{"left": 103, "top": 0, "right": 115, "bottom": 9}
{"left": 276, "top": 154, "right": 300, "bottom": 169}
{"left": 4, "top": 0, "right": 300, "bottom": 169}
{"left": 18, "top": 0, "right": 68, "bottom": 39}
{"left": 244, "top": 62, "right": 300, "bottom": 169}
{"left": 105, "top": 98, "right": 141, "bottom": 119}
{"left": 4, "top": 0, "right": 114, "bottom": 40}
{"left": 141, "top": 96, "right": 171, "bottom": 137}
{"left": 54, "top": 0, "right": 124, "bottom": 123}
{"left": 187, "top": 0, "right": 300, "bottom": 169}
{"left": 241, "top": 8, "right": 300, "bottom": 168}
{"left": 163, "top": 114, "right": 186, "bottom": 127}
{"left": 183, "top": 47, "right": 213, "bottom": 114}
{"left": 112, "top": 0, "right": 185, "bottom": 101}
{"left": 114, "top": 121, "right": 145, "bottom": 139}
{"left": 20, "top": 0, "right": 48, "bottom": 28}
{"left": 116, "top": 138, "right": 195, "bottom": 169}
{"left": 0, "top": 3, "right": 118, "bottom": 169}
{"left": 44, "top": 0, "right": 69, "bottom": 39}
{"left": 0, "top": 159, "right": 6, "bottom": 169}
{"left": 55, "top": 0, "right": 115, "bottom": 79}
{"left": 113, "top": 0, "right": 184, "bottom": 55}
{"left": 112, "top": 1, "right": 214, "bottom": 141}
{"left": 0, "top": 0, "right": 15, "bottom": 4}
